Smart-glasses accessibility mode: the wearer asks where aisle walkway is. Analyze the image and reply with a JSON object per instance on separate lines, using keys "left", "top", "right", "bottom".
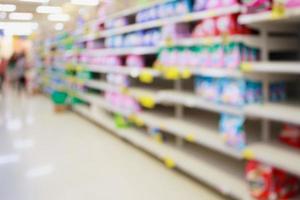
{"left": 0, "top": 92, "right": 227, "bottom": 200}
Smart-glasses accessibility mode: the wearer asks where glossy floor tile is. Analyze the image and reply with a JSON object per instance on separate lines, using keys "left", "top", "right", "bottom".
{"left": 0, "top": 91, "right": 227, "bottom": 200}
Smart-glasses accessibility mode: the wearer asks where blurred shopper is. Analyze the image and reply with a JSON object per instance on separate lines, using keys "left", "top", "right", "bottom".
{"left": 0, "top": 57, "right": 7, "bottom": 92}
{"left": 15, "top": 52, "right": 27, "bottom": 93}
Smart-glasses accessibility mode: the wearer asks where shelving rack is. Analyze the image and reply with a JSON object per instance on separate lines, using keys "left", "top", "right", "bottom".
{"left": 39, "top": 1, "right": 300, "bottom": 199}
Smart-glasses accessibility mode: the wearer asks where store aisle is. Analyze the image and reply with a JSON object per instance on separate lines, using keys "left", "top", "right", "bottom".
{"left": 0, "top": 92, "right": 227, "bottom": 200}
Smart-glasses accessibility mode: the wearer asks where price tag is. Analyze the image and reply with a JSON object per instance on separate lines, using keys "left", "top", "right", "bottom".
{"left": 153, "top": 134, "right": 163, "bottom": 144}
{"left": 138, "top": 95, "right": 155, "bottom": 109}
{"left": 271, "top": 1, "right": 286, "bottom": 19}
{"left": 184, "top": 14, "right": 193, "bottom": 22}
{"left": 222, "top": 33, "right": 230, "bottom": 45}
{"left": 163, "top": 157, "right": 176, "bottom": 169}
{"left": 134, "top": 117, "right": 145, "bottom": 127}
{"left": 181, "top": 69, "right": 192, "bottom": 79}
{"left": 165, "top": 37, "right": 174, "bottom": 47}
{"left": 120, "top": 86, "right": 129, "bottom": 94}
{"left": 241, "top": 62, "right": 252, "bottom": 72}
{"left": 76, "top": 64, "right": 85, "bottom": 72}
{"left": 139, "top": 70, "right": 154, "bottom": 84}
{"left": 243, "top": 148, "right": 255, "bottom": 160}
{"left": 164, "top": 67, "right": 180, "bottom": 80}
{"left": 203, "top": 37, "right": 213, "bottom": 45}
{"left": 207, "top": 10, "right": 216, "bottom": 18}
{"left": 185, "top": 133, "right": 196, "bottom": 143}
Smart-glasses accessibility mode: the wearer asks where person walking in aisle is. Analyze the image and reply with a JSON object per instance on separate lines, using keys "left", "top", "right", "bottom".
{"left": 0, "top": 57, "right": 7, "bottom": 92}
{"left": 15, "top": 52, "right": 27, "bottom": 93}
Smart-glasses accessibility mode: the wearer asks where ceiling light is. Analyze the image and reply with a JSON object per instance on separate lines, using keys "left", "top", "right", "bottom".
{"left": 36, "top": 6, "right": 62, "bottom": 14}
{"left": 0, "top": 22, "right": 38, "bottom": 36}
{"left": 48, "top": 14, "right": 70, "bottom": 22}
{"left": 0, "top": 12, "right": 7, "bottom": 20}
{"left": 54, "top": 23, "right": 64, "bottom": 31}
{"left": 9, "top": 12, "right": 33, "bottom": 21}
{"left": 70, "top": 0, "right": 100, "bottom": 6}
{"left": 0, "top": 4, "right": 17, "bottom": 12}
{"left": 19, "top": 0, "right": 50, "bottom": 3}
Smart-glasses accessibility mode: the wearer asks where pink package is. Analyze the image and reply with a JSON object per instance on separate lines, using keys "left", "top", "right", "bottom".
{"left": 210, "top": 45, "right": 224, "bottom": 68}
{"left": 241, "top": 0, "right": 271, "bottom": 13}
{"left": 222, "top": 0, "right": 239, "bottom": 7}
{"left": 162, "top": 24, "right": 190, "bottom": 40}
{"left": 286, "top": 0, "right": 300, "bottom": 8}
{"left": 206, "top": 0, "right": 221, "bottom": 9}
{"left": 126, "top": 55, "right": 145, "bottom": 68}
{"left": 193, "top": 18, "right": 218, "bottom": 37}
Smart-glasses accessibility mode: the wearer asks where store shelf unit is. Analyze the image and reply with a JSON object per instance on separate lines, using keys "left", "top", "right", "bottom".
{"left": 39, "top": 0, "right": 300, "bottom": 199}
{"left": 74, "top": 104, "right": 250, "bottom": 200}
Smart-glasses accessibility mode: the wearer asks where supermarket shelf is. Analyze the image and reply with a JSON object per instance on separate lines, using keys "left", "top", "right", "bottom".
{"left": 85, "top": 64, "right": 161, "bottom": 77}
{"left": 245, "top": 102, "right": 300, "bottom": 125}
{"left": 242, "top": 61, "right": 300, "bottom": 74}
{"left": 74, "top": 105, "right": 250, "bottom": 200}
{"left": 191, "top": 68, "right": 243, "bottom": 78}
{"left": 157, "top": 90, "right": 243, "bottom": 116}
{"left": 83, "top": 46, "right": 158, "bottom": 56}
{"left": 139, "top": 112, "right": 243, "bottom": 159}
{"left": 246, "top": 142, "right": 300, "bottom": 176}
{"left": 238, "top": 7, "right": 300, "bottom": 27}
{"left": 75, "top": 91, "right": 242, "bottom": 159}
{"left": 89, "top": 5, "right": 241, "bottom": 40}
{"left": 83, "top": 80, "right": 121, "bottom": 92}
{"left": 161, "top": 35, "right": 262, "bottom": 49}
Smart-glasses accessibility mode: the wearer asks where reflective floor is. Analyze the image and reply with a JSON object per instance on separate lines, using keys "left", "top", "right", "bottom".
{"left": 0, "top": 90, "right": 226, "bottom": 200}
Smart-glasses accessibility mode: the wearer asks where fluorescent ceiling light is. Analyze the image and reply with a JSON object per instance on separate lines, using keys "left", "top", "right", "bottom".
{"left": 71, "top": 0, "right": 100, "bottom": 6}
{"left": 9, "top": 12, "right": 33, "bottom": 20}
{"left": 48, "top": 14, "right": 70, "bottom": 22}
{"left": 0, "top": 12, "right": 7, "bottom": 20}
{"left": 55, "top": 23, "right": 64, "bottom": 31}
{"left": 0, "top": 22, "right": 38, "bottom": 36}
{"left": 0, "top": 4, "right": 17, "bottom": 12}
{"left": 36, "top": 6, "right": 62, "bottom": 14}
{"left": 19, "top": 0, "right": 50, "bottom": 3}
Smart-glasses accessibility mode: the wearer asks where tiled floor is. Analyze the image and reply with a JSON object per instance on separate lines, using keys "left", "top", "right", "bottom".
{"left": 0, "top": 90, "right": 227, "bottom": 200}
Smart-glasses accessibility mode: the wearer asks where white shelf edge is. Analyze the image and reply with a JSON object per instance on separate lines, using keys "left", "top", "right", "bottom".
{"left": 245, "top": 102, "right": 300, "bottom": 126}
{"left": 73, "top": 105, "right": 250, "bottom": 200}
{"left": 242, "top": 61, "right": 300, "bottom": 74}
{"left": 83, "top": 46, "right": 159, "bottom": 56}
{"left": 238, "top": 7, "right": 300, "bottom": 25}
{"left": 247, "top": 142, "right": 300, "bottom": 177}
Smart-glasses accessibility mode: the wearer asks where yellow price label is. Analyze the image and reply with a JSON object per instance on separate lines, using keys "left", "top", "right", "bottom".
{"left": 164, "top": 67, "right": 180, "bottom": 80}
{"left": 134, "top": 117, "right": 145, "bottom": 127}
{"left": 120, "top": 87, "right": 129, "bottom": 94}
{"left": 185, "top": 133, "right": 196, "bottom": 143}
{"left": 76, "top": 65, "right": 85, "bottom": 72}
{"left": 207, "top": 10, "right": 216, "bottom": 18}
{"left": 184, "top": 14, "right": 193, "bottom": 22}
{"left": 153, "top": 134, "right": 163, "bottom": 144}
{"left": 163, "top": 157, "right": 176, "bottom": 169}
{"left": 203, "top": 37, "right": 213, "bottom": 45}
{"left": 181, "top": 69, "right": 192, "bottom": 79}
{"left": 271, "top": 2, "right": 286, "bottom": 19}
{"left": 241, "top": 62, "right": 252, "bottom": 72}
{"left": 139, "top": 70, "right": 154, "bottom": 84}
{"left": 165, "top": 37, "right": 174, "bottom": 47}
{"left": 138, "top": 95, "right": 155, "bottom": 109}
{"left": 243, "top": 148, "right": 255, "bottom": 160}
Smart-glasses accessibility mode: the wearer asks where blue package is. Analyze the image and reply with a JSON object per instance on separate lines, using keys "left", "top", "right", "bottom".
{"left": 219, "top": 114, "right": 246, "bottom": 150}
{"left": 220, "top": 78, "right": 246, "bottom": 107}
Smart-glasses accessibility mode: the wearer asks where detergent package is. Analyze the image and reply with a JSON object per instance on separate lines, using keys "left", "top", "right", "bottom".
{"left": 246, "top": 160, "right": 300, "bottom": 200}
{"left": 219, "top": 114, "right": 246, "bottom": 150}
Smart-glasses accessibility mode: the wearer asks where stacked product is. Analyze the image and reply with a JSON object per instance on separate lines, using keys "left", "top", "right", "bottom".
{"left": 105, "top": 17, "right": 129, "bottom": 29}
{"left": 105, "top": 29, "right": 161, "bottom": 48}
{"left": 241, "top": 0, "right": 300, "bottom": 13}
{"left": 246, "top": 160, "right": 300, "bottom": 200}
{"left": 156, "top": 42, "right": 259, "bottom": 70}
{"left": 194, "top": 0, "right": 239, "bottom": 11}
{"left": 104, "top": 91, "right": 141, "bottom": 113}
{"left": 194, "top": 77, "right": 286, "bottom": 106}
{"left": 136, "top": 0, "right": 192, "bottom": 23}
